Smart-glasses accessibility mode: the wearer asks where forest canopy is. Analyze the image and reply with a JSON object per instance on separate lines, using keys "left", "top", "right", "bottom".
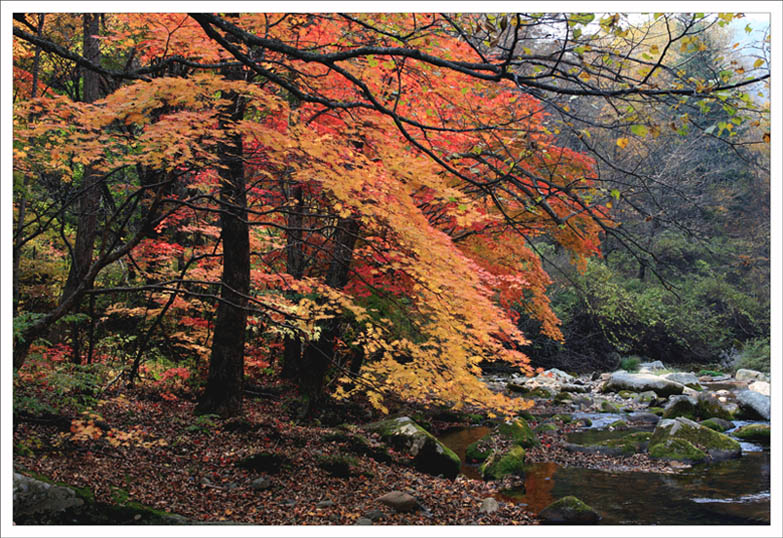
{"left": 9, "top": 11, "right": 771, "bottom": 419}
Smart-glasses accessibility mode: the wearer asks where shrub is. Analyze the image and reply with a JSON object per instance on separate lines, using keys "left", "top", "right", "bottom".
{"left": 733, "top": 337, "right": 770, "bottom": 373}
{"left": 619, "top": 356, "right": 641, "bottom": 372}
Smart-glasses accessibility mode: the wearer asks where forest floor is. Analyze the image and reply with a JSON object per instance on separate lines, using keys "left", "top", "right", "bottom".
{"left": 13, "top": 372, "right": 679, "bottom": 526}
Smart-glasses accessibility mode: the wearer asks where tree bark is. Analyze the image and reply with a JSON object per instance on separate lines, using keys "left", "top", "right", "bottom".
{"left": 60, "top": 13, "right": 102, "bottom": 364}
{"left": 298, "top": 217, "right": 360, "bottom": 416}
{"left": 281, "top": 183, "right": 305, "bottom": 380}
{"left": 195, "top": 26, "right": 249, "bottom": 418}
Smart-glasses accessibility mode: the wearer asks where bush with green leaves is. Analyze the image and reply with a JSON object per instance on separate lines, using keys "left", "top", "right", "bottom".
{"left": 733, "top": 337, "right": 770, "bottom": 373}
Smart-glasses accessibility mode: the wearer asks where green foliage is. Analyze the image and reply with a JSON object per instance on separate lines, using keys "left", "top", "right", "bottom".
{"left": 619, "top": 356, "right": 641, "bottom": 372}
{"left": 733, "top": 337, "right": 770, "bottom": 373}
{"left": 186, "top": 413, "right": 220, "bottom": 434}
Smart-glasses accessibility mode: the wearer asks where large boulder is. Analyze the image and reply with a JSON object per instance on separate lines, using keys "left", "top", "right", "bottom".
{"left": 497, "top": 418, "right": 538, "bottom": 448}
{"left": 699, "top": 418, "right": 734, "bottom": 432}
{"left": 735, "top": 369, "right": 769, "bottom": 383}
{"left": 649, "top": 417, "right": 741, "bottom": 462}
{"left": 736, "top": 390, "right": 770, "bottom": 420}
{"left": 648, "top": 438, "right": 707, "bottom": 464}
{"left": 538, "top": 496, "right": 600, "bottom": 524}
{"left": 365, "top": 417, "right": 460, "bottom": 478}
{"left": 13, "top": 473, "right": 84, "bottom": 520}
{"left": 638, "top": 360, "right": 666, "bottom": 372}
{"left": 604, "top": 372, "right": 684, "bottom": 397}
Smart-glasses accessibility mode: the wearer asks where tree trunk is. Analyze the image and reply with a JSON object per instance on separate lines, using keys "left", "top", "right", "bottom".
{"left": 281, "top": 184, "right": 305, "bottom": 380}
{"left": 195, "top": 29, "right": 249, "bottom": 418}
{"left": 298, "top": 217, "right": 360, "bottom": 416}
{"left": 60, "top": 13, "right": 102, "bottom": 364}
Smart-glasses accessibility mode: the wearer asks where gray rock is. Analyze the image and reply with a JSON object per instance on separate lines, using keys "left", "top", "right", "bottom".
{"left": 735, "top": 369, "right": 769, "bottom": 383}
{"left": 559, "top": 383, "right": 588, "bottom": 393}
{"left": 663, "top": 372, "right": 702, "bottom": 388}
{"left": 638, "top": 360, "right": 666, "bottom": 371}
{"left": 538, "top": 496, "right": 600, "bottom": 524}
{"left": 316, "top": 500, "right": 335, "bottom": 508}
{"left": 377, "top": 491, "right": 419, "bottom": 513}
{"left": 749, "top": 381, "right": 770, "bottom": 396}
{"left": 479, "top": 497, "right": 499, "bottom": 514}
{"left": 250, "top": 477, "right": 273, "bottom": 491}
{"left": 604, "top": 372, "right": 684, "bottom": 397}
{"left": 354, "top": 517, "right": 373, "bottom": 525}
{"left": 13, "top": 473, "right": 84, "bottom": 519}
{"left": 736, "top": 390, "right": 770, "bottom": 420}
{"left": 627, "top": 412, "right": 660, "bottom": 425}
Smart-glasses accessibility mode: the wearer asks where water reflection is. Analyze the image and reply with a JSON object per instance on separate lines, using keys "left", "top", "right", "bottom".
{"left": 439, "top": 426, "right": 770, "bottom": 525}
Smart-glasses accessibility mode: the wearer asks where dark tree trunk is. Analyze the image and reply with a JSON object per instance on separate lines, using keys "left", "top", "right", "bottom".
{"left": 298, "top": 217, "right": 360, "bottom": 416}
{"left": 195, "top": 31, "right": 249, "bottom": 418}
{"left": 281, "top": 184, "right": 305, "bottom": 380}
{"left": 60, "top": 14, "right": 102, "bottom": 364}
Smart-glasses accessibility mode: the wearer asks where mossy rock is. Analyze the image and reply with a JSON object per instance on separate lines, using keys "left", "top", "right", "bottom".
{"left": 649, "top": 417, "right": 741, "bottom": 462}
{"left": 467, "top": 414, "right": 484, "bottom": 424}
{"left": 550, "top": 413, "right": 573, "bottom": 424}
{"left": 634, "top": 390, "right": 658, "bottom": 403}
{"left": 617, "top": 390, "right": 635, "bottom": 399}
{"left": 534, "top": 423, "right": 558, "bottom": 433}
{"left": 525, "top": 387, "right": 556, "bottom": 399}
{"left": 662, "top": 395, "right": 698, "bottom": 420}
{"left": 600, "top": 432, "right": 651, "bottom": 456}
{"left": 554, "top": 392, "right": 573, "bottom": 403}
{"left": 649, "top": 438, "right": 707, "bottom": 464}
{"left": 733, "top": 423, "right": 770, "bottom": 443}
{"left": 600, "top": 401, "right": 621, "bottom": 413}
{"left": 648, "top": 407, "right": 665, "bottom": 416}
{"left": 608, "top": 419, "right": 629, "bottom": 430}
{"left": 538, "top": 495, "right": 600, "bottom": 525}
{"left": 696, "top": 393, "right": 734, "bottom": 421}
{"left": 576, "top": 417, "right": 592, "bottom": 427}
{"left": 480, "top": 445, "right": 526, "bottom": 480}
{"left": 497, "top": 418, "right": 538, "bottom": 448}
{"left": 365, "top": 416, "right": 460, "bottom": 478}
{"left": 465, "top": 435, "right": 492, "bottom": 463}
{"left": 699, "top": 418, "right": 733, "bottom": 433}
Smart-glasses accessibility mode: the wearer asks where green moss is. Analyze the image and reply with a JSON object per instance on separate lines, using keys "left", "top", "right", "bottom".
{"left": 317, "top": 453, "right": 360, "bottom": 477}
{"left": 465, "top": 435, "right": 491, "bottom": 463}
{"left": 608, "top": 419, "right": 629, "bottom": 430}
{"left": 699, "top": 418, "right": 731, "bottom": 432}
{"left": 497, "top": 418, "right": 538, "bottom": 448}
{"left": 534, "top": 423, "right": 558, "bottom": 433}
{"left": 650, "top": 417, "right": 741, "bottom": 461}
{"left": 550, "top": 413, "right": 573, "bottom": 424}
{"left": 648, "top": 407, "right": 665, "bottom": 416}
{"left": 576, "top": 417, "right": 592, "bottom": 427}
{"left": 467, "top": 414, "right": 484, "bottom": 424}
{"left": 538, "top": 495, "right": 600, "bottom": 524}
{"left": 600, "top": 401, "right": 621, "bottom": 413}
{"left": 480, "top": 445, "right": 526, "bottom": 480}
{"left": 517, "top": 410, "right": 535, "bottom": 421}
{"left": 600, "top": 432, "right": 651, "bottom": 455}
{"left": 554, "top": 392, "right": 573, "bottom": 403}
{"left": 733, "top": 423, "right": 770, "bottom": 442}
{"left": 649, "top": 439, "right": 707, "bottom": 463}
{"left": 618, "top": 390, "right": 635, "bottom": 399}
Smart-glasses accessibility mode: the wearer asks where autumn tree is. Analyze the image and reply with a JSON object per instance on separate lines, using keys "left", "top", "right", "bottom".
{"left": 12, "top": 12, "right": 769, "bottom": 418}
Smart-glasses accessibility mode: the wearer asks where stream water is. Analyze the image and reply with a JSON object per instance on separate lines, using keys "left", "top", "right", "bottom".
{"left": 439, "top": 416, "right": 771, "bottom": 525}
